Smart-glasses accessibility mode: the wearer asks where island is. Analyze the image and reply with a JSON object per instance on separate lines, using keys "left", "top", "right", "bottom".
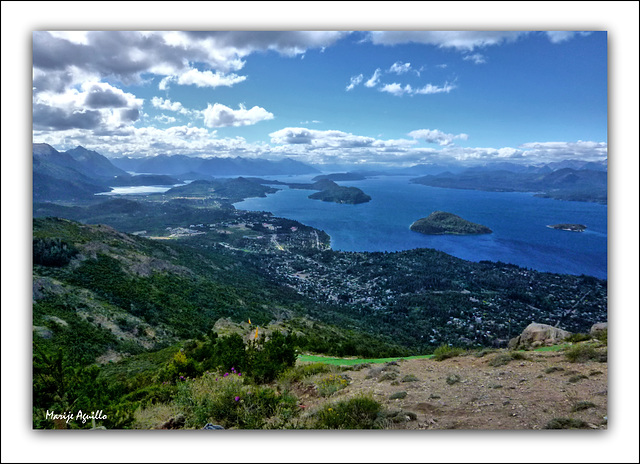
{"left": 410, "top": 211, "right": 492, "bottom": 235}
{"left": 287, "top": 179, "right": 371, "bottom": 205}
{"left": 547, "top": 223, "right": 587, "bottom": 232}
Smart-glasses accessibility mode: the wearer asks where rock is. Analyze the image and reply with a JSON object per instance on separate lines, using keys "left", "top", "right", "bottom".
{"left": 590, "top": 322, "right": 607, "bottom": 337}
{"left": 160, "top": 414, "right": 185, "bottom": 429}
{"left": 33, "top": 325, "right": 53, "bottom": 339}
{"left": 508, "top": 322, "right": 571, "bottom": 350}
{"left": 202, "top": 423, "right": 225, "bottom": 430}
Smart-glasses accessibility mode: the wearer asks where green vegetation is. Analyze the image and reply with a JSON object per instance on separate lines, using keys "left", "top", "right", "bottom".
{"left": 564, "top": 344, "right": 607, "bottom": 363}
{"left": 310, "top": 395, "right": 383, "bottom": 429}
{"left": 547, "top": 223, "right": 587, "bottom": 232}
{"left": 544, "top": 418, "right": 591, "bottom": 429}
{"left": 432, "top": 344, "right": 466, "bottom": 361}
{"left": 487, "top": 351, "right": 527, "bottom": 367}
{"left": 446, "top": 374, "right": 462, "bottom": 385}
{"left": 314, "top": 373, "right": 350, "bottom": 397}
{"left": 410, "top": 211, "right": 492, "bottom": 235}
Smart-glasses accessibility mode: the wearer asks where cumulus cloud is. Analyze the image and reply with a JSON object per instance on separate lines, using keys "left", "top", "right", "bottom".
{"left": 150, "top": 96, "right": 189, "bottom": 114}
{"left": 379, "top": 83, "right": 412, "bottom": 97}
{"left": 33, "top": 81, "right": 143, "bottom": 131}
{"left": 173, "top": 68, "right": 247, "bottom": 89}
{"left": 201, "top": 103, "right": 274, "bottom": 128}
{"left": 389, "top": 61, "right": 412, "bottom": 74}
{"left": 155, "top": 114, "right": 177, "bottom": 124}
{"left": 409, "top": 129, "right": 469, "bottom": 146}
{"left": 346, "top": 74, "right": 363, "bottom": 91}
{"left": 364, "top": 69, "right": 381, "bottom": 88}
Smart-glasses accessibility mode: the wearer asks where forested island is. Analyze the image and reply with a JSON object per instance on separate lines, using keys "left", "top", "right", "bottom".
{"left": 410, "top": 211, "right": 492, "bottom": 235}
{"left": 287, "top": 179, "right": 371, "bottom": 204}
{"left": 547, "top": 223, "right": 587, "bottom": 232}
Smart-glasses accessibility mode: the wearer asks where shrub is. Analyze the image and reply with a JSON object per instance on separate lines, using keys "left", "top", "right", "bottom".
{"left": 446, "top": 374, "right": 461, "bottom": 385}
{"left": 279, "top": 363, "right": 332, "bottom": 385}
{"left": 315, "top": 373, "right": 350, "bottom": 397}
{"left": 433, "top": 344, "right": 465, "bottom": 361}
{"left": 311, "top": 395, "right": 383, "bottom": 429}
{"left": 565, "top": 333, "right": 593, "bottom": 343}
{"left": 401, "top": 374, "right": 419, "bottom": 383}
{"left": 248, "top": 331, "right": 297, "bottom": 384}
{"left": 568, "top": 374, "right": 589, "bottom": 383}
{"left": 571, "top": 401, "right": 597, "bottom": 412}
{"left": 544, "top": 417, "right": 590, "bottom": 429}
{"left": 173, "top": 371, "right": 299, "bottom": 429}
{"left": 33, "top": 237, "right": 79, "bottom": 267}
{"left": 487, "top": 351, "right": 527, "bottom": 367}
{"left": 564, "top": 344, "right": 604, "bottom": 363}
{"left": 389, "top": 391, "right": 407, "bottom": 400}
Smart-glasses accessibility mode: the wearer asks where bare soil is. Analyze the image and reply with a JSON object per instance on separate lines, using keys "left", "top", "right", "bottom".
{"left": 294, "top": 350, "right": 607, "bottom": 430}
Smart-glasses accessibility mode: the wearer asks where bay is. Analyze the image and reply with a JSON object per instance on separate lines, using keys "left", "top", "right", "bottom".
{"left": 234, "top": 176, "right": 608, "bottom": 279}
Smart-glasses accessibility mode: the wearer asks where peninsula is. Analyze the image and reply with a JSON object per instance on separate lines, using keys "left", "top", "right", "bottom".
{"left": 410, "top": 211, "right": 492, "bottom": 235}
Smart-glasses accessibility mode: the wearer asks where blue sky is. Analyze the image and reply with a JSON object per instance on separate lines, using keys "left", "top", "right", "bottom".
{"left": 32, "top": 30, "right": 608, "bottom": 167}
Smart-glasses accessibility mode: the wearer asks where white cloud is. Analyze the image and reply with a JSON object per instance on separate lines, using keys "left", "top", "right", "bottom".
{"left": 463, "top": 53, "right": 486, "bottom": 64}
{"left": 150, "top": 96, "right": 189, "bottom": 114}
{"left": 174, "top": 68, "right": 247, "bottom": 88}
{"left": 346, "top": 74, "right": 363, "bottom": 91}
{"left": 409, "top": 129, "right": 469, "bottom": 146}
{"left": 518, "top": 140, "right": 607, "bottom": 162}
{"left": 379, "top": 83, "right": 412, "bottom": 97}
{"left": 546, "top": 31, "right": 592, "bottom": 43}
{"left": 155, "top": 114, "right": 177, "bottom": 124}
{"left": 389, "top": 61, "right": 412, "bottom": 74}
{"left": 368, "top": 31, "right": 525, "bottom": 51}
{"left": 364, "top": 69, "right": 381, "bottom": 88}
{"left": 379, "top": 81, "right": 456, "bottom": 97}
{"left": 201, "top": 103, "right": 274, "bottom": 128}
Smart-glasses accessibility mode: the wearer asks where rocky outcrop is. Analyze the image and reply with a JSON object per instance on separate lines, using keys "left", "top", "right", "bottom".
{"left": 508, "top": 322, "right": 572, "bottom": 350}
{"left": 590, "top": 322, "right": 607, "bottom": 337}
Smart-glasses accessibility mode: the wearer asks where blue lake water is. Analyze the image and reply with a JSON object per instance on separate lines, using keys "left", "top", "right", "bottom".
{"left": 234, "top": 176, "right": 608, "bottom": 279}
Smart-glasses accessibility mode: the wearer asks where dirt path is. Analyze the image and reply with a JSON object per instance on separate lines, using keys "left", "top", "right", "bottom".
{"left": 295, "top": 350, "right": 607, "bottom": 430}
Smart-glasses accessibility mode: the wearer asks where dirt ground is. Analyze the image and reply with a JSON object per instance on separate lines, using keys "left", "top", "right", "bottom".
{"left": 294, "top": 350, "right": 608, "bottom": 430}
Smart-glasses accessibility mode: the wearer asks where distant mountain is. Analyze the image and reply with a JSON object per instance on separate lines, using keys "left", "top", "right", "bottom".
{"left": 33, "top": 143, "right": 112, "bottom": 201}
{"left": 65, "top": 146, "right": 128, "bottom": 179}
{"left": 110, "top": 154, "right": 320, "bottom": 177}
{"left": 410, "top": 167, "right": 607, "bottom": 204}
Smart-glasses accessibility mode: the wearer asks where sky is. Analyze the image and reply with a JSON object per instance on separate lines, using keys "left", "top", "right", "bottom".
{"left": 32, "top": 30, "right": 609, "bottom": 168}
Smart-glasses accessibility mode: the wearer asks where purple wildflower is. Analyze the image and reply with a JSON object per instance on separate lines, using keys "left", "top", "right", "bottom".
{"left": 234, "top": 396, "right": 240, "bottom": 402}
{"left": 224, "top": 372, "right": 229, "bottom": 377}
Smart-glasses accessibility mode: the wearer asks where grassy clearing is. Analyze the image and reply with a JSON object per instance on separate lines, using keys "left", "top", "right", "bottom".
{"left": 297, "top": 354, "right": 433, "bottom": 366}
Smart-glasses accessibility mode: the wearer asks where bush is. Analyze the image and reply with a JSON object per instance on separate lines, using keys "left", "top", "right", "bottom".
{"left": 315, "top": 373, "right": 350, "bottom": 397}
{"left": 279, "top": 363, "right": 333, "bottom": 385}
{"left": 544, "top": 417, "right": 590, "bottom": 429}
{"left": 565, "top": 333, "right": 593, "bottom": 343}
{"left": 564, "top": 344, "right": 605, "bottom": 363}
{"left": 173, "top": 371, "right": 299, "bottom": 429}
{"left": 487, "top": 351, "right": 527, "bottom": 367}
{"left": 401, "top": 374, "right": 419, "bottom": 382}
{"left": 33, "top": 237, "right": 78, "bottom": 267}
{"left": 311, "top": 395, "right": 383, "bottom": 429}
{"left": 249, "top": 331, "right": 297, "bottom": 384}
{"left": 446, "top": 374, "right": 461, "bottom": 385}
{"left": 433, "top": 344, "right": 465, "bottom": 361}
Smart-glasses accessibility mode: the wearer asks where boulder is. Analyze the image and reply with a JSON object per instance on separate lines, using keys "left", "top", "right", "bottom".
{"left": 590, "top": 322, "right": 607, "bottom": 337}
{"left": 508, "top": 322, "right": 571, "bottom": 350}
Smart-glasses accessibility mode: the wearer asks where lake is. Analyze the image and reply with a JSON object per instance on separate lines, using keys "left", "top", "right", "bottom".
{"left": 234, "top": 176, "right": 608, "bottom": 279}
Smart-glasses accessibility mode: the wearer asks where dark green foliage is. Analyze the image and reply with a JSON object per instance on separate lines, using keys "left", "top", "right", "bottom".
{"left": 565, "top": 333, "right": 593, "bottom": 343}
{"left": 571, "top": 401, "right": 597, "bottom": 412}
{"left": 312, "top": 395, "right": 383, "bottom": 429}
{"left": 33, "top": 237, "right": 78, "bottom": 267}
{"left": 446, "top": 374, "right": 461, "bottom": 385}
{"left": 249, "top": 331, "right": 298, "bottom": 383}
{"left": 564, "top": 344, "right": 605, "bottom": 363}
{"left": 389, "top": 391, "right": 408, "bottom": 399}
{"left": 410, "top": 211, "right": 492, "bottom": 235}
{"left": 211, "top": 333, "right": 250, "bottom": 374}
{"left": 433, "top": 344, "right": 465, "bottom": 361}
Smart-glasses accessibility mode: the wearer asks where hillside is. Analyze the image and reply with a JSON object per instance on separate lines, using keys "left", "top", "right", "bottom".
{"left": 410, "top": 167, "right": 607, "bottom": 204}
